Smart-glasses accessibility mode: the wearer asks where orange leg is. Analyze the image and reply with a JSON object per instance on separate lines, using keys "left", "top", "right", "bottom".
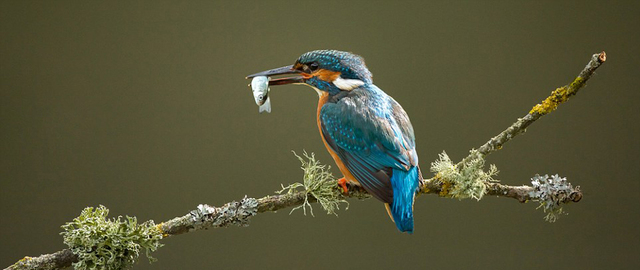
{"left": 338, "top": 178, "right": 349, "bottom": 194}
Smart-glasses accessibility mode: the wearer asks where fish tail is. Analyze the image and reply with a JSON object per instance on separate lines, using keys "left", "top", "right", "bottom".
{"left": 259, "top": 96, "right": 271, "bottom": 113}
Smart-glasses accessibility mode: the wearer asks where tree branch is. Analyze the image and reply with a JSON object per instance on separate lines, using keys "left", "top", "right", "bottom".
{"left": 6, "top": 250, "right": 76, "bottom": 270}
{"left": 473, "top": 51, "right": 606, "bottom": 158}
{"left": 5, "top": 52, "right": 605, "bottom": 270}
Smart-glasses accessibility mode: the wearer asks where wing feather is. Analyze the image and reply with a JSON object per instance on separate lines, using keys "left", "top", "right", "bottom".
{"left": 320, "top": 87, "right": 417, "bottom": 204}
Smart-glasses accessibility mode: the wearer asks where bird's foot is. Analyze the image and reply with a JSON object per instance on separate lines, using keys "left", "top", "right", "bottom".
{"left": 338, "top": 178, "right": 349, "bottom": 194}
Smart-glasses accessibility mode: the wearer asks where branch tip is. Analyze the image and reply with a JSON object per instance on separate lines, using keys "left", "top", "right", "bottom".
{"left": 569, "top": 188, "right": 583, "bottom": 202}
{"left": 598, "top": 51, "right": 606, "bottom": 62}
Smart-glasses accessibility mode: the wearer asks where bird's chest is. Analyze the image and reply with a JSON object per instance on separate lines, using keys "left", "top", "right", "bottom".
{"left": 316, "top": 92, "right": 359, "bottom": 183}
{"left": 316, "top": 92, "right": 331, "bottom": 145}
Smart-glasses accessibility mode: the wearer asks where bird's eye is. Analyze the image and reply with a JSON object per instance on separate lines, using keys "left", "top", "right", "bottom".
{"left": 309, "top": 62, "right": 319, "bottom": 71}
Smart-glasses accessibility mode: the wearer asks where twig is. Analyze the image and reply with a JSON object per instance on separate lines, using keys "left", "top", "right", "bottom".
{"left": 473, "top": 51, "right": 606, "bottom": 158}
{"left": 4, "top": 52, "right": 605, "bottom": 270}
{"left": 5, "top": 250, "right": 76, "bottom": 270}
{"left": 417, "top": 51, "right": 605, "bottom": 201}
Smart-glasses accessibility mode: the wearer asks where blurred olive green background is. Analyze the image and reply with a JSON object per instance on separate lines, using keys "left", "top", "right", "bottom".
{"left": 2, "top": 1, "right": 639, "bottom": 269}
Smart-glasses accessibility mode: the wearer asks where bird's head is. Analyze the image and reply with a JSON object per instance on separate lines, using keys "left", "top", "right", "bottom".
{"left": 246, "top": 50, "right": 372, "bottom": 95}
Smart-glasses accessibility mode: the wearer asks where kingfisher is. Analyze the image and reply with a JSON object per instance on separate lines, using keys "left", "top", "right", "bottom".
{"left": 246, "top": 50, "right": 422, "bottom": 233}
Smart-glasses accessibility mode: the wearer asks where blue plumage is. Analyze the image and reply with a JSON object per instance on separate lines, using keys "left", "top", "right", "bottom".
{"left": 297, "top": 50, "right": 373, "bottom": 86}
{"left": 320, "top": 85, "right": 420, "bottom": 232}
{"left": 390, "top": 166, "right": 420, "bottom": 233}
{"left": 246, "top": 50, "right": 422, "bottom": 233}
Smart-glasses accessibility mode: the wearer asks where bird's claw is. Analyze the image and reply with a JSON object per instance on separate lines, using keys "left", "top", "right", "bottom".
{"left": 338, "top": 178, "right": 349, "bottom": 194}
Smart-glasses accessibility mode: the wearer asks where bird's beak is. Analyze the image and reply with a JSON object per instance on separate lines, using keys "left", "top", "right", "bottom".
{"left": 245, "top": 65, "right": 303, "bottom": 86}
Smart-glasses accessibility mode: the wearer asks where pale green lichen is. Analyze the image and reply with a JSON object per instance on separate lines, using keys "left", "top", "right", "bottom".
{"left": 529, "top": 174, "right": 574, "bottom": 222}
{"left": 277, "top": 151, "right": 348, "bottom": 216}
{"left": 430, "top": 150, "right": 498, "bottom": 200}
{"left": 189, "top": 197, "right": 258, "bottom": 229}
{"left": 60, "top": 205, "right": 163, "bottom": 270}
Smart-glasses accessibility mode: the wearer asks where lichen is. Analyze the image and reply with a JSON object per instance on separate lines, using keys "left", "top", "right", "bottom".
{"left": 530, "top": 76, "right": 586, "bottom": 115}
{"left": 568, "top": 76, "right": 585, "bottom": 92}
{"left": 438, "top": 179, "right": 452, "bottom": 197}
{"left": 9, "top": 256, "right": 35, "bottom": 270}
{"left": 60, "top": 205, "right": 163, "bottom": 270}
{"left": 189, "top": 197, "right": 258, "bottom": 229}
{"left": 430, "top": 150, "right": 498, "bottom": 200}
{"left": 155, "top": 222, "right": 169, "bottom": 238}
{"left": 530, "top": 86, "right": 568, "bottom": 115}
{"left": 528, "top": 174, "right": 575, "bottom": 222}
{"left": 277, "top": 151, "right": 347, "bottom": 216}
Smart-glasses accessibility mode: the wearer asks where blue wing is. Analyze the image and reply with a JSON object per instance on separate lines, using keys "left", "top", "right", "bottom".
{"left": 320, "top": 86, "right": 418, "bottom": 204}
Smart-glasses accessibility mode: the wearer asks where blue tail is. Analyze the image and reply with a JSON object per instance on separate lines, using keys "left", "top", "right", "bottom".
{"left": 390, "top": 166, "right": 420, "bottom": 233}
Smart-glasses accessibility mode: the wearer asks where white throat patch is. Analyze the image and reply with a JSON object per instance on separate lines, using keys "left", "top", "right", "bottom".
{"left": 333, "top": 77, "right": 365, "bottom": 91}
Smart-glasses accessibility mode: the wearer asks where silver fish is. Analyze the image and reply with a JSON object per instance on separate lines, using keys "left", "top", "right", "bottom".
{"left": 250, "top": 76, "right": 271, "bottom": 113}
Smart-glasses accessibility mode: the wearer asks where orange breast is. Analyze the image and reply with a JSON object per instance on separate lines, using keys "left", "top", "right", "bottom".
{"left": 316, "top": 92, "right": 359, "bottom": 185}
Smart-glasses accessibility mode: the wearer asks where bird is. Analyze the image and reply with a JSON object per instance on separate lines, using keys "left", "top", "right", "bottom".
{"left": 246, "top": 50, "right": 422, "bottom": 233}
